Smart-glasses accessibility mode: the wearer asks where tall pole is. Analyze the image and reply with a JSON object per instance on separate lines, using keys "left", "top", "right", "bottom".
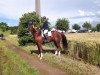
{"left": 35, "top": 0, "right": 41, "bottom": 19}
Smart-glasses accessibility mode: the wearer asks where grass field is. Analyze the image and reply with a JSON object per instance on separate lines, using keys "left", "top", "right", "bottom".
{"left": 0, "top": 30, "right": 10, "bottom": 37}
{"left": 5, "top": 32, "right": 100, "bottom": 75}
{"left": 67, "top": 32, "right": 100, "bottom": 43}
{"left": 0, "top": 40, "right": 39, "bottom": 75}
{"left": 66, "top": 32, "right": 100, "bottom": 66}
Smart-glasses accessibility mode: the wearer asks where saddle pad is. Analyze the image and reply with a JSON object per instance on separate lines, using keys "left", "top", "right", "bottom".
{"left": 41, "top": 31, "right": 52, "bottom": 37}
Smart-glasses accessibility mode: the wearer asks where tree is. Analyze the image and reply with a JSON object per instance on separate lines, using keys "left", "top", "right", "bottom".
{"left": 18, "top": 12, "right": 41, "bottom": 46}
{"left": 82, "top": 22, "right": 92, "bottom": 30}
{"left": 9, "top": 26, "right": 18, "bottom": 34}
{"left": 96, "top": 24, "right": 100, "bottom": 32}
{"left": 55, "top": 18, "right": 69, "bottom": 31}
{"left": 91, "top": 27, "right": 97, "bottom": 32}
{"left": 0, "top": 22, "right": 9, "bottom": 32}
{"left": 73, "top": 24, "right": 81, "bottom": 30}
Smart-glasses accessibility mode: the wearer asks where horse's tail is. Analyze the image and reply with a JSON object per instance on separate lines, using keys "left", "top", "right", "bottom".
{"left": 61, "top": 33, "right": 68, "bottom": 50}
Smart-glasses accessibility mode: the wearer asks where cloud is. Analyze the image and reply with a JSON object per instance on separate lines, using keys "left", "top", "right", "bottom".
{"left": 78, "top": 10, "right": 95, "bottom": 16}
{"left": 78, "top": 10, "right": 85, "bottom": 16}
{"left": 0, "top": 0, "right": 35, "bottom": 20}
{"left": 69, "top": 10, "right": 100, "bottom": 28}
{"left": 96, "top": 11, "right": 100, "bottom": 17}
{"left": 93, "top": 11, "right": 100, "bottom": 24}
{"left": 0, "top": 0, "right": 100, "bottom": 26}
{"left": 94, "top": 0, "right": 100, "bottom": 6}
{"left": 69, "top": 17, "right": 94, "bottom": 24}
{"left": 69, "top": 10, "right": 95, "bottom": 24}
{"left": 0, "top": 0, "right": 35, "bottom": 26}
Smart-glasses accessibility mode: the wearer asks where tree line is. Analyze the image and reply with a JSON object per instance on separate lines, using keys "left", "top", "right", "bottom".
{"left": 0, "top": 22, "right": 18, "bottom": 34}
{"left": 0, "top": 11, "right": 100, "bottom": 45}
{"left": 16, "top": 11, "right": 100, "bottom": 45}
{"left": 72, "top": 22, "right": 100, "bottom": 32}
{"left": 17, "top": 11, "right": 100, "bottom": 45}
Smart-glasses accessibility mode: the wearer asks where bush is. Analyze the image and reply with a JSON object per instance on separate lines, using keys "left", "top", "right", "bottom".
{"left": 96, "top": 24, "right": 100, "bottom": 32}
{"left": 18, "top": 12, "right": 40, "bottom": 46}
{"left": 10, "top": 26, "right": 18, "bottom": 34}
{"left": 91, "top": 27, "right": 97, "bottom": 32}
{"left": 18, "top": 35, "right": 34, "bottom": 46}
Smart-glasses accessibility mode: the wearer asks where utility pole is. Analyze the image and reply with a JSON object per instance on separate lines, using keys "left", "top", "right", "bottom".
{"left": 35, "top": 0, "right": 41, "bottom": 19}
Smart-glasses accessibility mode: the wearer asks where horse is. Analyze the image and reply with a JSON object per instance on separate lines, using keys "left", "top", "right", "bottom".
{"left": 28, "top": 24, "right": 68, "bottom": 59}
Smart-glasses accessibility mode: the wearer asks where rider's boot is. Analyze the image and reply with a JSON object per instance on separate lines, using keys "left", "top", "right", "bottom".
{"left": 44, "top": 33, "right": 48, "bottom": 43}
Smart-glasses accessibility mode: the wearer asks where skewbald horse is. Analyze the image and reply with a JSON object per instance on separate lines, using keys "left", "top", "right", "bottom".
{"left": 28, "top": 24, "right": 68, "bottom": 59}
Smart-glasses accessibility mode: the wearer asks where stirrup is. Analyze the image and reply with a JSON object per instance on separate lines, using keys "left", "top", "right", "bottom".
{"left": 44, "top": 39, "right": 48, "bottom": 43}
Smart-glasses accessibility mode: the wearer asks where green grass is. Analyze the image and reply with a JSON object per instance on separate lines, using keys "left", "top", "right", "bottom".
{"left": 0, "top": 41, "right": 6, "bottom": 46}
{"left": 0, "top": 30, "right": 10, "bottom": 37}
{"left": 0, "top": 41, "right": 39, "bottom": 75}
{"left": 5, "top": 35, "right": 19, "bottom": 45}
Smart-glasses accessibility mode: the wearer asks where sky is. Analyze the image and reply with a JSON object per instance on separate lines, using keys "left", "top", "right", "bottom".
{"left": 0, "top": 0, "right": 100, "bottom": 27}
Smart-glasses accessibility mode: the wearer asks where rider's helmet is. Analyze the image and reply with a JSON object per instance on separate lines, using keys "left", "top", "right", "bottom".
{"left": 43, "top": 16, "right": 46, "bottom": 19}
{"left": 30, "top": 20, "right": 34, "bottom": 24}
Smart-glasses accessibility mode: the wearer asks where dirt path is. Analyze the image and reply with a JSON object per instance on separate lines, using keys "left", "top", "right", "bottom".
{"left": 5, "top": 40, "right": 69, "bottom": 75}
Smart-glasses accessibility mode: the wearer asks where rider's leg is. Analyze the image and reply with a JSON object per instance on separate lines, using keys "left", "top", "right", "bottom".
{"left": 43, "top": 34, "right": 48, "bottom": 42}
{"left": 43, "top": 30, "right": 48, "bottom": 34}
{"left": 43, "top": 30, "right": 48, "bottom": 42}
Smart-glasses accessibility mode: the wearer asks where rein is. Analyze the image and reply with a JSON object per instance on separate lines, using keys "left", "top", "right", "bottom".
{"left": 33, "top": 25, "right": 37, "bottom": 30}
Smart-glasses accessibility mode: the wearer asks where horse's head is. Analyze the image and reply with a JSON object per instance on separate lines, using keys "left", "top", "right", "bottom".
{"left": 28, "top": 24, "right": 40, "bottom": 35}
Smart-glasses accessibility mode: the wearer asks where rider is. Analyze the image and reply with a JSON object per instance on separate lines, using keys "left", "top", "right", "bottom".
{"left": 42, "top": 16, "right": 49, "bottom": 42}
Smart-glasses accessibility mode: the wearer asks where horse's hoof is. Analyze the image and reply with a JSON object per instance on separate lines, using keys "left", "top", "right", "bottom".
{"left": 58, "top": 55, "right": 60, "bottom": 57}
{"left": 40, "top": 57, "right": 42, "bottom": 60}
{"left": 54, "top": 54, "right": 57, "bottom": 56}
{"left": 38, "top": 55, "right": 40, "bottom": 58}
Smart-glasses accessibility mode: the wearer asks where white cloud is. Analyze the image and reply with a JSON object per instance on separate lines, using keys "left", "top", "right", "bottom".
{"left": 89, "top": 12, "right": 95, "bottom": 16}
{"left": 70, "top": 17, "right": 94, "bottom": 24}
{"left": 96, "top": 11, "right": 100, "bottom": 16}
{"left": 69, "top": 10, "right": 100, "bottom": 27}
{"left": 78, "top": 10, "right": 85, "bottom": 16}
{"left": 0, "top": 0, "right": 35, "bottom": 20}
{"left": 93, "top": 11, "right": 100, "bottom": 23}
{"left": 94, "top": 0, "right": 100, "bottom": 7}
{"left": 78, "top": 10, "right": 95, "bottom": 16}
{"left": 69, "top": 9, "right": 97, "bottom": 26}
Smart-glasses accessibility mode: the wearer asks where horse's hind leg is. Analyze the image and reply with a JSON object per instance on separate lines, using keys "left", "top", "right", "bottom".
{"left": 54, "top": 41, "right": 58, "bottom": 55}
{"left": 54, "top": 41, "right": 61, "bottom": 56}
{"left": 58, "top": 45, "right": 61, "bottom": 56}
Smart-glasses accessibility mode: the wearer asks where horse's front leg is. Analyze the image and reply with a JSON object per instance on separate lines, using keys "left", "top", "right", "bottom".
{"left": 58, "top": 51, "right": 61, "bottom": 56}
{"left": 37, "top": 43, "right": 43, "bottom": 60}
{"left": 55, "top": 50, "right": 58, "bottom": 55}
